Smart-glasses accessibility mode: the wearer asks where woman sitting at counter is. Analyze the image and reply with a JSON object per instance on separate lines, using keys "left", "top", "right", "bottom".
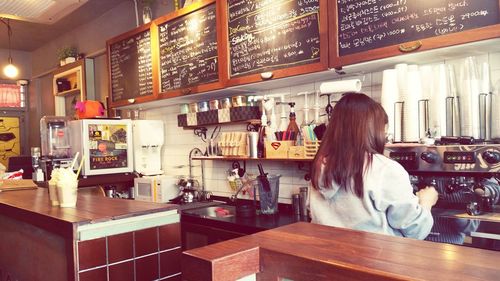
{"left": 309, "top": 93, "right": 438, "bottom": 239}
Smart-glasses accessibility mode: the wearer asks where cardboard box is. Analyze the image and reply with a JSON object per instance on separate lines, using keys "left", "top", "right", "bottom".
{"left": 265, "top": 141, "right": 294, "bottom": 159}
{"left": 288, "top": 146, "right": 305, "bottom": 159}
{"left": 0, "top": 180, "right": 38, "bottom": 192}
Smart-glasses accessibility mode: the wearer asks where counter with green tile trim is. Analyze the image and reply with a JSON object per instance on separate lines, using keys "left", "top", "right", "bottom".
{"left": 0, "top": 188, "right": 180, "bottom": 281}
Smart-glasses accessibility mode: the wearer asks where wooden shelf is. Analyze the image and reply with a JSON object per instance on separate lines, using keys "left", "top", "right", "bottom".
{"left": 192, "top": 156, "right": 312, "bottom": 162}
{"left": 181, "top": 119, "right": 261, "bottom": 129}
{"left": 55, "top": 88, "right": 81, "bottom": 97}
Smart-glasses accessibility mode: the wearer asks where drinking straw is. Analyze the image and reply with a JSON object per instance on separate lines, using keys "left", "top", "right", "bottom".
{"left": 70, "top": 152, "right": 80, "bottom": 170}
{"left": 76, "top": 154, "right": 85, "bottom": 178}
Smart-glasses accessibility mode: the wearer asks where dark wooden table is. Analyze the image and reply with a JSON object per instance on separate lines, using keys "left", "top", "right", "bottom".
{"left": 183, "top": 222, "right": 500, "bottom": 281}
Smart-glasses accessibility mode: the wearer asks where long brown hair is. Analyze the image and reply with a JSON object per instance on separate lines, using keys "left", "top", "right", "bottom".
{"left": 311, "top": 93, "right": 388, "bottom": 198}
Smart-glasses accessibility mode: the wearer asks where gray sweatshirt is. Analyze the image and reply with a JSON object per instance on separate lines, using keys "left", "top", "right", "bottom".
{"left": 309, "top": 154, "right": 433, "bottom": 240}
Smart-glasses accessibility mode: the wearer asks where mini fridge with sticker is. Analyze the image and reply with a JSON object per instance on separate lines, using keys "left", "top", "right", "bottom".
{"left": 69, "top": 119, "right": 134, "bottom": 176}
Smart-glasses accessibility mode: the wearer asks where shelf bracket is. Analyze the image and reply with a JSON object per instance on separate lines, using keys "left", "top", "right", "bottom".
{"left": 193, "top": 127, "right": 208, "bottom": 142}
{"left": 298, "top": 162, "right": 311, "bottom": 181}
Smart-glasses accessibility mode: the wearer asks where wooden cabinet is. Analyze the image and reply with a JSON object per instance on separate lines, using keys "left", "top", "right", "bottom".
{"left": 181, "top": 221, "right": 246, "bottom": 250}
{"left": 53, "top": 59, "right": 95, "bottom": 117}
{"left": 222, "top": 0, "right": 329, "bottom": 87}
{"left": 329, "top": 0, "right": 500, "bottom": 68}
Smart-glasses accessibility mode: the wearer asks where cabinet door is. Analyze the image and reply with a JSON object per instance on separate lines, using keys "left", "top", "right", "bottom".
{"left": 181, "top": 222, "right": 210, "bottom": 250}
{"left": 208, "top": 227, "right": 244, "bottom": 244}
{"left": 330, "top": 0, "right": 500, "bottom": 68}
{"left": 222, "top": 0, "right": 329, "bottom": 86}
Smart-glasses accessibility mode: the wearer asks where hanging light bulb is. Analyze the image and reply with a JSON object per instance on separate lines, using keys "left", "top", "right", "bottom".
{"left": 4, "top": 58, "right": 18, "bottom": 78}
{"left": 1, "top": 18, "right": 19, "bottom": 79}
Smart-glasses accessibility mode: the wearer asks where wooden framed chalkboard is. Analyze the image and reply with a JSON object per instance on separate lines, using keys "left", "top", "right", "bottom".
{"left": 107, "top": 23, "right": 157, "bottom": 107}
{"left": 153, "top": 0, "right": 226, "bottom": 98}
{"left": 330, "top": 0, "right": 500, "bottom": 68}
{"left": 222, "top": 0, "right": 329, "bottom": 86}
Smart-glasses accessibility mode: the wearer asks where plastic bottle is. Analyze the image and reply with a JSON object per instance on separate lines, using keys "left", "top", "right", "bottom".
{"left": 286, "top": 102, "right": 300, "bottom": 142}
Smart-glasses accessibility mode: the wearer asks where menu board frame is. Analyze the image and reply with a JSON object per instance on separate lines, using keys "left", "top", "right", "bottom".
{"left": 222, "top": 0, "right": 329, "bottom": 87}
{"left": 106, "top": 22, "right": 158, "bottom": 108}
{"left": 329, "top": 0, "right": 500, "bottom": 68}
{"left": 152, "top": 0, "right": 227, "bottom": 99}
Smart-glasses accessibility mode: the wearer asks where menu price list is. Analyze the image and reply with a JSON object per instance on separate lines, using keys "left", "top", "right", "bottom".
{"left": 110, "top": 30, "right": 153, "bottom": 102}
{"left": 228, "top": 0, "right": 321, "bottom": 77}
{"left": 338, "top": 0, "right": 499, "bottom": 56}
{"left": 158, "top": 4, "right": 219, "bottom": 92}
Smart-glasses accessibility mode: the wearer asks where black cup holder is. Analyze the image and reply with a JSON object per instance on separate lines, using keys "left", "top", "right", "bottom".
{"left": 235, "top": 204, "right": 256, "bottom": 218}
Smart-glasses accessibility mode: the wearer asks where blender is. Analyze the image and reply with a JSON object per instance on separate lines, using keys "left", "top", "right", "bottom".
{"left": 40, "top": 116, "right": 73, "bottom": 180}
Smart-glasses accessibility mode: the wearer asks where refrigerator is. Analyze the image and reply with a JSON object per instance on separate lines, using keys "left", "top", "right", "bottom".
{"left": 69, "top": 119, "right": 133, "bottom": 176}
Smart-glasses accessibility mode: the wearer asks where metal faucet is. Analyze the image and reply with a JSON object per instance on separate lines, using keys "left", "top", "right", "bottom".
{"left": 230, "top": 178, "right": 256, "bottom": 204}
{"left": 230, "top": 182, "right": 246, "bottom": 203}
{"left": 188, "top": 147, "right": 205, "bottom": 191}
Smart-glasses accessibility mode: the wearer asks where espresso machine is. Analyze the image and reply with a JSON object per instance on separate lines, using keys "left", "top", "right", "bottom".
{"left": 384, "top": 141, "right": 500, "bottom": 251}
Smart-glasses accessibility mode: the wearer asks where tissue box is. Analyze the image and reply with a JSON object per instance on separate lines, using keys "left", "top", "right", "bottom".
{"left": 288, "top": 146, "right": 305, "bottom": 159}
{"left": 265, "top": 141, "right": 293, "bottom": 159}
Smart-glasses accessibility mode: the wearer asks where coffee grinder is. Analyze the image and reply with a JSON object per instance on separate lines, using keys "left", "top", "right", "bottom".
{"left": 40, "top": 116, "right": 73, "bottom": 179}
{"left": 31, "top": 147, "right": 44, "bottom": 181}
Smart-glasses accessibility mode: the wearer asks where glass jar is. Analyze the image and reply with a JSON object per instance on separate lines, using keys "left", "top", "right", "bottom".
{"left": 142, "top": 6, "right": 152, "bottom": 24}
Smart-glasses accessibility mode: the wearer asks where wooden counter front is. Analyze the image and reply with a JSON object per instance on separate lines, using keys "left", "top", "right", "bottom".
{"left": 0, "top": 188, "right": 180, "bottom": 281}
{"left": 183, "top": 222, "right": 499, "bottom": 281}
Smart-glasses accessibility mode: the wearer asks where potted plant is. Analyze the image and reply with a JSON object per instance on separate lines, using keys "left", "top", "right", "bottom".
{"left": 57, "top": 46, "right": 78, "bottom": 66}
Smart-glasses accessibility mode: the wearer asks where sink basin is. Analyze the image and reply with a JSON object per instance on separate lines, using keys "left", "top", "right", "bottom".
{"left": 202, "top": 205, "right": 236, "bottom": 218}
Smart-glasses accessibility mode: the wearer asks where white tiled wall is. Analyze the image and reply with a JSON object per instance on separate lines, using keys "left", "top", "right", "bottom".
{"left": 142, "top": 51, "right": 500, "bottom": 204}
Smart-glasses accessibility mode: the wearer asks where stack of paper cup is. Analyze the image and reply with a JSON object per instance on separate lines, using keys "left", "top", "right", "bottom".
{"left": 48, "top": 169, "right": 60, "bottom": 206}
{"left": 460, "top": 57, "right": 481, "bottom": 138}
{"left": 403, "top": 65, "right": 422, "bottom": 142}
{"left": 419, "top": 65, "right": 433, "bottom": 138}
{"left": 395, "top": 64, "right": 409, "bottom": 142}
{"left": 381, "top": 69, "right": 399, "bottom": 142}
{"left": 431, "top": 64, "right": 450, "bottom": 137}
{"left": 57, "top": 168, "right": 78, "bottom": 208}
{"left": 480, "top": 62, "right": 492, "bottom": 140}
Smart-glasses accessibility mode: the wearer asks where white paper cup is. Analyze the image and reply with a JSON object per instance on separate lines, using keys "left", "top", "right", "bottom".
{"left": 48, "top": 183, "right": 60, "bottom": 206}
{"left": 57, "top": 181, "right": 78, "bottom": 208}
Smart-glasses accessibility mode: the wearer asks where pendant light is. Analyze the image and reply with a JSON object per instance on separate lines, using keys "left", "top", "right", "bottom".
{"left": 1, "top": 18, "right": 19, "bottom": 79}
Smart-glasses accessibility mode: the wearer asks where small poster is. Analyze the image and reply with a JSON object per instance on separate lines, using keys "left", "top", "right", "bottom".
{"left": 88, "top": 124, "right": 129, "bottom": 170}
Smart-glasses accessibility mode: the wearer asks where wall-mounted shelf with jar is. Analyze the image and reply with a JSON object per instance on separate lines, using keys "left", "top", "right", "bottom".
{"left": 53, "top": 59, "right": 95, "bottom": 117}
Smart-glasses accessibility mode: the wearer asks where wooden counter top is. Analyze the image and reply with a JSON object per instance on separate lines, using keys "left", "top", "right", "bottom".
{"left": 183, "top": 222, "right": 500, "bottom": 281}
{"left": 0, "top": 188, "right": 178, "bottom": 237}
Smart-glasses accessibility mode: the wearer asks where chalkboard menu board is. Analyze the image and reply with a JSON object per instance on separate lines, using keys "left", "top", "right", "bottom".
{"left": 228, "top": 0, "right": 321, "bottom": 77}
{"left": 158, "top": 3, "right": 218, "bottom": 92}
{"left": 109, "top": 30, "right": 153, "bottom": 102}
{"left": 338, "top": 0, "right": 500, "bottom": 56}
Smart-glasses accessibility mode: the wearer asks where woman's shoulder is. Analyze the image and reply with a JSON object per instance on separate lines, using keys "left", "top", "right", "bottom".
{"left": 371, "top": 154, "right": 408, "bottom": 175}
